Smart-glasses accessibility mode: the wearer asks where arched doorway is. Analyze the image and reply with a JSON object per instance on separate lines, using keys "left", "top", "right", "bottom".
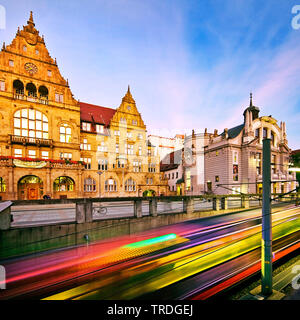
{"left": 18, "top": 175, "right": 43, "bottom": 200}
{"left": 53, "top": 176, "right": 75, "bottom": 199}
{"left": 143, "top": 190, "right": 156, "bottom": 197}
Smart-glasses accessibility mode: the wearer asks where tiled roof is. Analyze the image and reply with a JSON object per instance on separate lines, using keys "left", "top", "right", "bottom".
{"left": 80, "top": 102, "right": 116, "bottom": 127}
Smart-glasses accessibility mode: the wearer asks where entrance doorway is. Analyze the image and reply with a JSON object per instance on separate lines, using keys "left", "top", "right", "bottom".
{"left": 18, "top": 175, "right": 43, "bottom": 200}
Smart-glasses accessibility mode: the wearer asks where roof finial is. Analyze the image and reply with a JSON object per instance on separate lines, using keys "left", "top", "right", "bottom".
{"left": 250, "top": 92, "right": 253, "bottom": 107}
{"left": 27, "top": 11, "right": 35, "bottom": 27}
{"left": 127, "top": 85, "right": 131, "bottom": 94}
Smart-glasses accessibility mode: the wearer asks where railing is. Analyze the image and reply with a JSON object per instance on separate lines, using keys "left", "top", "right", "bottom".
{"left": 13, "top": 93, "right": 49, "bottom": 105}
{"left": 10, "top": 192, "right": 300, "bottom": 227}
{"left": 10, "top": 135, "right": 53, "bottom": 147}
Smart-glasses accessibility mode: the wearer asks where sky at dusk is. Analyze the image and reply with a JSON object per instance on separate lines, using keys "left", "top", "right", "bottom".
{"left": 1, "top": 0, "right": 300, "bottom": 149}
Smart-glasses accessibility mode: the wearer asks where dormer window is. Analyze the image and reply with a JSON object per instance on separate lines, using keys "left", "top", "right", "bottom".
{"left": 96, "top": 124, "right": 104, "bottom": 134}
{"left": 55, "top": 93, "right": 64, "bottom": 103}
{"left": 82, "top": 122, "right": 91, "bottom": 131}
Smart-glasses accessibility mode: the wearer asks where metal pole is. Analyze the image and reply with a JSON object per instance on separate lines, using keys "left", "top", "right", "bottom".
{"left": 261, "top": 138, "right": 273, "bottom": 296}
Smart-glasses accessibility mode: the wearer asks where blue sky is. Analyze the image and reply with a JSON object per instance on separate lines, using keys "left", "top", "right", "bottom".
{"left": 1, "top": 0, "right": 300, "bottom": 148}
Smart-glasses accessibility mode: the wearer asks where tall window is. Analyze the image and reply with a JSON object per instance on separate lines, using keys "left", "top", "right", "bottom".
{"left": 0, "top": 80, "right": 5, "bottom": 91}
{"left": 96, "top": 124, "right": 104, "bottom": 134}
{"left": 272, "top": 155, "right": 276, "bottom": 174}
{"left": 105, "top": 179, "right": 117, "bottom": 192}
{"left": 125, "top": 178, "right": 136, "bottom": 192}
{"left": 80, "top": 139, "right": 91, "bottom": 150}
{"left": 116, "top": 144, "right": 119, "bottom": 154}
{"left": 82, "top": 122, "right": 91, "bottom": 131}
{"left": 53, "top": 176, "right": 74, "bottom": 192}
{"left": 133, "top": 161, "right": 142, "bottom": 172}
{"left": 271, "top": 131, "right": 275, "bottom": 146}
{"left": 0, "top": 178, "right": 6, "bottom": 192}
{"left": 60, "top": 125, "right": 71, "bottom": 143}
{"left": 80, "top": 157, "right": 91, "bottom": 169}
{"left": 126, "top": 144, "right": 134, "bottom": 155}
{"left": 98, "top": 159, "right": 108, "bottom": 171}
{"left": 256, "top": 152, "right": 262, "bottom": 175}
{"left": 263, "top": 127, "right": 268, "bottom": 139}
{"left": 55, "top": 93, "right": 64, "bottom": 103}
{"left": 148, "top": 163, "right": 156, "bottom": 172}
{"left": 14, "top": 109, "right": 48, "bottom": 139}
{"left": 84, "top": 178, "right": 96, "bottom": 192}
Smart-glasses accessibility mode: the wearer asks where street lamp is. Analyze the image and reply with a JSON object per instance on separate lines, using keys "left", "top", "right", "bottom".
{"left": 97, "top": 171, "right": 103, "bottom": 198}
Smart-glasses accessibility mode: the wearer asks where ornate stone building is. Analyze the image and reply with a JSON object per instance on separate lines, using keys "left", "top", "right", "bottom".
{"left": 204, "top": 94, "right": 297, "bottom": 195}
{"left": 0, "top": 12, "right": 168, "bottom": 200}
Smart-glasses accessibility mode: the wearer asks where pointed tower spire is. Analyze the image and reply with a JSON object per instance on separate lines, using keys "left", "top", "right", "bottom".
{"left": 28, "top": 11, "right": 35, "bottom": 25}
{"left": 250, "top": 92, "right": 253, "bottom": 107}
{"left": 122, "top": 85, "right": 135, "bottom": 104}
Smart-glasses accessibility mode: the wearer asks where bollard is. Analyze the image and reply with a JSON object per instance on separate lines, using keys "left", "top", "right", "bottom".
{"left": 134, "top": 200, "right": 142, "bottom": 218}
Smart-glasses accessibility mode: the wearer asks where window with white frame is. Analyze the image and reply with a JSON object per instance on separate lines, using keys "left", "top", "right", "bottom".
{"left": 80, "top": 139, "right": 91, "bottom": 150}
{"left": 96, "top": 124, "right": 104, "bottom": 134}
{"left": 14, "top": 149, "right": 22, "bottom": 158}
{"left": 60, "top": 153, "right": 72, "bottom": 160}
{"left": 138, "top": 146, "right": 142, "bottom": 156}
{"left": 82, "top": 122, "right": 91, "bottom": 131}
{"left": 114, "top": 130, "right": 120, "bottom": 136}
{"left": 80, "top": 157, "right": 91, "bottom": 169}
{"left": 55, "top": 93, "right": 64, "bottom": 103}
{"left": 147, "top": 178, "right": 153, "bottom": 185}
{"left": 115, "top": 143, "right": 119, "bottom": 154}
{"left": 126, "top": 144, "right": 134, "bottom": 155}
{"left": 41, "top": 151, "right": 49, "bottom": 159}
{"left": 14, "top": 109, "right": 49, "bottom": 139}
{"left": 60, "top": 125, "right": 72, "bottom": 143}
{"left": 28, "top": 150, "right": 36, "bottom": 159}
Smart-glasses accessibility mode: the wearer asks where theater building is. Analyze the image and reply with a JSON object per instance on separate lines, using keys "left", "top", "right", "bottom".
{"left": 0, "top": 12, "right": 168, "bottom": 200}
{"left": 204, "top": 95, "right": 297, "bottom": 195}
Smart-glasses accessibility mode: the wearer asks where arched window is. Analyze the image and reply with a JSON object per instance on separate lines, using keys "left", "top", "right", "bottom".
{"left": 0, "top": 178, "right": 6, "bottom": 192}
{"left": 26, "top": 83, "right": 37, "bottom": 97}
{"left": 271, "top": 131, "right": 275, "bottom": 146}
{"left": 53, "top": 176, "right": 74, "bottom": 192}
{"left": 14, "top": 108, "right": 48, "bottom": 139}
{"left": 60, "top": 124, "right": 72, "bottom": 143}
{"left": 13, "top": 80, "right": 24, "bottom": 94}
{"left": 125, "top": 178, "right": 136, "bottom": 192}
{"left": 38, "top": 86, "right": 48, "bottom": 99}
{"left": 84, "top": 178, "right": 96, "bottom": 192}
{"left": 105, "top": 179, "right": 117, "bottom": 192}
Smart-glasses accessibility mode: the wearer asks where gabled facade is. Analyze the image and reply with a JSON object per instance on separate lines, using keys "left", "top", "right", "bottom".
{"left": 0, "top": 12, "right": 168, "bottom": 200}
{"left": 204, "top": 94, "right": 297, "bottom": 195}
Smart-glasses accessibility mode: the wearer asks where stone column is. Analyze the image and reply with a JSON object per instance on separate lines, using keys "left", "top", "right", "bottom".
{"left": 76, "top": 202, "right": 86, "bottom": 224}
{"left": 213, "top": 197, "right": 220, "bottom": 211}
{"left": 149, "top": 198, "right": 158, "bottom": 217}
{"left": 183, "top": 198, "right": 194, "bottom": 214}
{"left": 134, "top": 199, "right": 142, "bottom": 218}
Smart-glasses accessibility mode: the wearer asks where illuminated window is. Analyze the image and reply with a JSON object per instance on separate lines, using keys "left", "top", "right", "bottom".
{"left": 60, "top": 125, "right": 72, "bottom": 143}
{"left": 41, "top": 151, "right": 49, "bottom": 159}
{"left": 96, "top": 124, "right": 104, "bottom": 133}
{"left": 59, "top": 153, "right": 72, "bottom": 160}
{"left": 14, "top": 109, "right": 48, "bottom": 139}
{"left": 28, "top": 150, "right": 36, "bottom": 159}
{"left": 82, "top": 122, "right": 91, "bottom": 131}
{"left": 14, "top": 149, "right": 22, "bottom": 158}
{"left": 148, "top": 163, "right": 156, "bottom": 172}
{"left": 97, "top": 142, "right": 107, "bottom": 152}
{"left": 0, "top": 178, "right": 6, "bottom": 192}
{"left": 80, "top": 138, "right": 91, "bottom": 150}
{"left": 53, "top": 176, "right": 74, "bottom": 192}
